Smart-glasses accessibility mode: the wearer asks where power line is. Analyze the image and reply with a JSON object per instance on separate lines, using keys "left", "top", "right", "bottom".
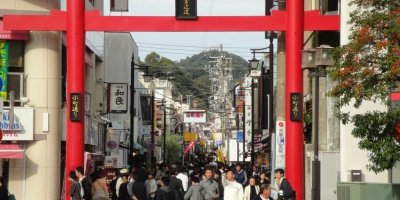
{"left": 139, "top": 46, "right": 251, "bottom": 54}
{"left": 136, "top": 42, "right": 259, "bottom": 50}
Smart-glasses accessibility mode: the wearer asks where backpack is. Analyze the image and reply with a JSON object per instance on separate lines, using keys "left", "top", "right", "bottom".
{"left": 127, "top": 181, "right": 134, "bottom": 197}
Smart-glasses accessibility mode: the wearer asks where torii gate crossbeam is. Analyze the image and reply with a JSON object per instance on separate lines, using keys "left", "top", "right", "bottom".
{"left": 4, "top": 1, "right": 340, "bottom": 199}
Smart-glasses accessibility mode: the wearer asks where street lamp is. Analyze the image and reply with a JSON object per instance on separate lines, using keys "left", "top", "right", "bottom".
{"left": 159, "top": 99, "right": 167, "bottom": 163}
{"left": 302, "top": 45, "right": 333, "bottom": 200}
{"left": 248, "top": 56, "right": 260, "bottom": 71}
{"left": 130, "top": 53, "right": 151, "bottom": 170}
{"left": 248, "top": 53, "right": 261, "bottom": 166}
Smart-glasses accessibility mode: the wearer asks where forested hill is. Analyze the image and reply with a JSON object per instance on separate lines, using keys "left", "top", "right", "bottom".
{"left": 142, "top": 51, "right": 248, "bottom": 109}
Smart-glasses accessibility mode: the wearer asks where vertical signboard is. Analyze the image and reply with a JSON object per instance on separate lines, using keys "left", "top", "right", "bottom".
{"left": 275, "top": 121, "right": 285, "bottom": 169}
{"left": 70, "top": 93, "right": 82, "bottom": 121}
{"left": 244, "top": 77, "right": 252, "bottom": 143}
{"left": 0, "top": 40, "right": 9, "bottom": 100}
{"left": 108, "top": 83, "right": 128, "bottom": 113}
{"left": 290, "top": 93, "right": 302, "bottom": 121}
{"left": 175, "top": 0, "right": 198, "bottom": 20}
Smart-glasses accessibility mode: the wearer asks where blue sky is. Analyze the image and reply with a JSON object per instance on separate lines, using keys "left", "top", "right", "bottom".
{"left": 105, "top": 0, "right": 272, "bottom": 61}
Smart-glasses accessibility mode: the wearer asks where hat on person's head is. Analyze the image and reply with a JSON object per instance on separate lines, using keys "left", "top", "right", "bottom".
{"left": 120, "top": 168, "right": 129, "bottom": 174}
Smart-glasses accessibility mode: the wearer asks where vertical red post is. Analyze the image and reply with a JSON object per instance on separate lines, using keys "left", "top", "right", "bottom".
{"left": 66, "top": 0, "right": 85, "bottom": 198}
{"left": 286, "top": 0, "right": 304, "bottom": 200}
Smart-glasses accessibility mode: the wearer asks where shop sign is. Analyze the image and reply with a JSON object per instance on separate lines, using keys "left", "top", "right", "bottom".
{"left": 0, "top": 40, "right": 8, "bottom": 100}
{"left": 183, "top": 110, "right": 206, "bottom": 123}
{"left": 175, "top": 0, "right": 197, "bottom": 20}
{"left": 108, "top": 83, "right": 128, "bottom": 113}
{"left": 2, "top": 107, "right": 34, "bottom": 141}
{"left": 290, "top": 93, "right": 302, "bottom": 121}
{"left": 275, "top": 121, "right": 285, "bottom": 169}
{"left": 70, "top": 93, "right": 82, "bottom": 121}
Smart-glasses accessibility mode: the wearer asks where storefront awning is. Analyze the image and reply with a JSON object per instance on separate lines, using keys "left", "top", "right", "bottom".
{"left": 0, "top": 20, "right": 29, "bottom": 40}
{"left": 0, "top": 144, "right": 24, "bottom": 159}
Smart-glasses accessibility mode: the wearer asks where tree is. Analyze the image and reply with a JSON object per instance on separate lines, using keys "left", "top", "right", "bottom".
{"left": 329, "top": 0, "right": 400, "bottom": 172}
{"left": 157, "top": 134, "right": 182, "bottom": 165}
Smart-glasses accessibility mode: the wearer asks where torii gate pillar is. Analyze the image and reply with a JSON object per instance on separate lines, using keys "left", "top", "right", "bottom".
{"left": 285, "top": 0, "right": 304, "bottom": 199}
{"left": 65, "top": 0, "right": 85, "bottom": 183}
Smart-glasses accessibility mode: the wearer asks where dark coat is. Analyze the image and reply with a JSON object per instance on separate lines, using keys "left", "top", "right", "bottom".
{"left": 70, "top": 181, "right": 82, "bottom": 200}
{"left": 169, "top": 176, "right": 184, "bottom": 200}
{"left": 156, "top": 186, "right": 176, "bottom": 200}
{"left": 0, "top": 185, "right": 8, "bottom": 200}
{"left": 118, "top": 183, "right": 131, "bottom": 200}
{"left": 132, "top": 181, "right": 147, "bottom": 200}
{"left": 81, "top": 177, "right": 92, "bottom": 200}
{"left": 279, "top": 179, "right": 294, "bottom": 199}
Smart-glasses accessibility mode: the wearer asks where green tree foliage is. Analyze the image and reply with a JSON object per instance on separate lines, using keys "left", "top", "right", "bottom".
{"left": 329, "top": 0, "right": 400, "bottom": 172}
{"left": 143, "top": 51, "right": 248, "bottom": 109}
{"left": 157, "top": 134, "right": 182, "bottom": 165}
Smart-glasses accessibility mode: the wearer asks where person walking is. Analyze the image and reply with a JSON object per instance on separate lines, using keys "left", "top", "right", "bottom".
{"left": 118, "top": 174, "right": 131, "bottom": 200}
{"left": 145, "top": 173, "right": 157, "bottom": 200}
{"left": 244, "top": 177, "right": 259, "bottom": 200}
{"left": 131, "top": 171, "right": 147, "bottom": 200}
{"left": 76, "top": 166, "right": 92, "bottom": 200}
{"left": 69, "top": 170, "right": 82, "bottom": 200}
{"left": 169, "top": 168, "right": 184, "bottom": 200}
{"left": 199, "top": 166, "right": 219, "bottom": 200}
{"left": 258, "top": 172, "right": 269, "bottom": 185}
{"left": 116, "top": 169, "right": 129, "bottom": 198}
{"left": 184, "top": 177, "right": 204, "bottom": 200}
{"left": 223, "top": 170, "right": 243, "bottom": 200}
{"left": 156, "top": 176, "right": 176, "bottom": 200}
{"left": 176, "top": 167, "right": 189, "bottom": 193}
{"left": 90, "top": 169, "right": 109, "bottom": 200}
{"left": 254, "top": 184, "right": 273, "bottom": 200}
{"left": 274, "top": 169, "right": 294, "bottom": 200}
{"left": 234, "top": 164, "right": 247, "bottom": 187}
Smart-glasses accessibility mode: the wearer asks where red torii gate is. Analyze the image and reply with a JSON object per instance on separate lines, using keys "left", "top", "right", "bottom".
{"left": 4, "top": 1, "right": 339, "bottom": 199}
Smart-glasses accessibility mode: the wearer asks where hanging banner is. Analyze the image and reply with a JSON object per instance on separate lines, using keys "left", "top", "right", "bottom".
{"left": 275, "top": 121, "right": 285, "bottom": 169}
{"left": 0, "top": 40, "right": 9, "bottom": 100}
{"left": 140, "top": 95, "right": 152, "bottom": 125}
{"left": 108, "top": 83, "right": 128, "bottom": 113}
{"left": 105, "top": 127, "right": 120, "bottom": 153}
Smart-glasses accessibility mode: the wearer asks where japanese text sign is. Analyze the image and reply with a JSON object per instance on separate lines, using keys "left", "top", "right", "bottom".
{"left": 176, "top": 0, "right": 197, "bottom": 20}
{"left": 108, "top": 83, "right": 128, "bottom": 113}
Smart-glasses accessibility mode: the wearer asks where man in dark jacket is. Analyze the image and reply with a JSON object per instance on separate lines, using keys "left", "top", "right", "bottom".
{"left": 156, "top": 176, "right": 176, "bottom": 200}
{"left": 76, "top": 166, "right": 92, "bottom": 200}
{"left": 274, "top": 169, "right": 294, "bottom": 200}
{"left": 169, "top": 168, "right": 184, "bottom": 200}
{"left": 131, "top": 171, "right": 147, "bottom": 200}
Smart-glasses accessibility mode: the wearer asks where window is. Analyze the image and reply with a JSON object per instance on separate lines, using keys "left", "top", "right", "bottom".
{"left": 110, "top": 0, "right": 128, "bottom": 12}
{"left": 8, "top": 40, "right": 24, "bottom": 68}
{"left": 7, "top": 72, "right": 24, "bottom": 104}
{"left": 88, "top": 0, "right": 95, "bottom": 6}
{"left": 321, "top": 0, "right": 339, "bottom": 15}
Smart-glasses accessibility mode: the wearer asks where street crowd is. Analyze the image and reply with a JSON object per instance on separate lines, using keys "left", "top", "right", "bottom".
{"left": 68, "top": 160, "right": 295, "bottom": 200}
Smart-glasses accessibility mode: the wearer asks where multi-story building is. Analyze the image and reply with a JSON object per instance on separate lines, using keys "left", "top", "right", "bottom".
{"left": 0, "top": 1, "right": 149, "bottom": 199}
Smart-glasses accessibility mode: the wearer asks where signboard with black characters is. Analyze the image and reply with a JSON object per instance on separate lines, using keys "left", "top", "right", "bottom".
{"left": 108, "top": 83, "right": 128, "bottom": 113}
{"left": 175, "top": 0, "right": 197, "bottom": 20}
{"left": 290, "top": 93, "right": 302, "bottom": 121}
{"left": 70, "top": 93, "right": 82, "bottom": 121}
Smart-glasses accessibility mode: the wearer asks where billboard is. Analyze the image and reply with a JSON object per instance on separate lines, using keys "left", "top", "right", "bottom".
{"left": 183, "top": 110, "right": 206, "bottom": 123}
